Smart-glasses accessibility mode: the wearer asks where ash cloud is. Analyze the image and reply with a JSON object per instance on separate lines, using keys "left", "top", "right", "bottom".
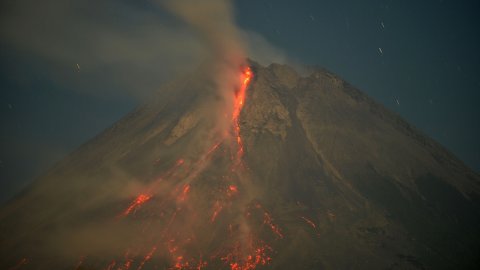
{"left": 158, "top": 0, "right": 248, "bottom": 135}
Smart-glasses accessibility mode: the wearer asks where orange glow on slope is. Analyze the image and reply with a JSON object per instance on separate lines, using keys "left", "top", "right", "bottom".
{"left": 263, "top": 212, "right": 284, "bottom": 239}
{"left": 227, "top": 185, "right": 238, "bottom": 197}
{"left": 177, "top": 184, "right": 191, "bottom": 202}
{"left": 121, "top": 194, "right": 152, "bottom": 216}
{"left": 210, "top": 200, "right": 223, "bottom": 223}
{"left": 300, "top": 216, "right": 320, "bottom": 237}
{"left": 67, "top": 65, "right": 286, "bottom": 269}
{"left": 300, "top": 216, "right": 316, "bottom": 229}
{"left": 136, "top": 246, "right": 157, "bottom": 270}
{"left": 104, "top": 260, "right": 116, "bottom": 270}
{"left": 221, "top": 243, "right": 273, "bottom": 270}
{"left": 232, "top": 67, "right": 252, "bottom": 121}
{"left": 232, "top": 66, "right": 253, "bottom": 157}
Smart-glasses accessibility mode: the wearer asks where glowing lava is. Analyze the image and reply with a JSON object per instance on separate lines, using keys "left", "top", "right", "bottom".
{"left": 232, "top": 66, "right": 253, "bottom": 157}
{"left": 63, "top": 65, "right": 285, "bottom": 270}
{"left": 300, "top": 216, "right": 321, "bottom": 237}
{"left": 263, "top": 212, "right": 284, "bottom": 239}
{"left": 210, "top": 200, "right": 223, "bottom": 223}
{"left": 104, "top": 260, "right": 116, "bottom": 270}
{"left": 300, "top": 216, "right": 316, "bottom": 229}
{"left": 232, "top": 66, "right": 252, "bottom": 121}
{"left": 121, "top": 194, "right": 152, "bottom": 217}
{"left": 221, "top": 242, "right": 273, "bottom": 270}
{"left": 136, "top": 246, "right": 157, "bottom": 270}
{"left": 177, "top": 184, "right": 191, "bottom": 202}
{"left": 228, "top": 185, "right": 238, "bottom": 196}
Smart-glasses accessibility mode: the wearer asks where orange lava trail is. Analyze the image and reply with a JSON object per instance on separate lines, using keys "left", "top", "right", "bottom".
{"left": 121, "top": 194, "right": 152, "bottom": 217}
{"left": 232, "top": 67, "right": 252, "bottom": 122}
{"left": 116, "top": 251, "right": 134, "bottom": 270}
{"left": 110, "top": 65, "right": 264, "bottom": 270}
{"left": 104, "top": 260, "right": 116, "bottom": 270}
{"left": 136, "top": 246, "right": 157, "bottom": 270}
{"left": 160, "top": 210, "right": 180, "bottom": 239}
{"left": 177, "top": 184, "right": 191, "bottom": 202}
{"left": 195, "top": 258, "right": 208, "bottom": 270}
{"left": 172, "top": 256, "right": 187, "bottom": 270}
{"left": 210, "top": 200, "right": 223, "bottom": 223}
{"left": 228, "top": 185, "right": 238, "bottom": 196}
{"left": 180, "top": 141, "right": 222, "bottom": 185}
{"left": 118, "top": 156, "right": 190, "bottom": 220}
{"left": 300, "top": 216, "right": 317, "bottom": 229}
{"left": 166, "top": 237, "right": 210, "bottom": 270}
{"left": 221, "top": 243, "right": 272, "bottom": 270}
{"left": 148, "top": 157, "right": 187, "bottom": 194}
{"left": 300, "top": 216, "right": 321, "bottom": 237}
{"left": 232, "top": 67, "right": 253, "bottom": 157}
{"left": 123, "top": 259, "right": 133, "bottom": 270}
{"left": 263, "top": 212, "right": 284, "bottom": 239}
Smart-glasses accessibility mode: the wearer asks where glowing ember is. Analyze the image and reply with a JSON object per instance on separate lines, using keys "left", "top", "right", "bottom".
{"left": 300, "top": 216, "right": 316, "bottom": 229}
{"left": 300, "top": 216, "right": 320, "bottom": 237}
{"left": 227, "top": 185, "right": 239, "bottom": 197}
{"left": 173, "top": 256, "right": 187, "bottom": 270}
{"left": 177, "top": 184, "right": 191, "bottom": 202}
{"left": 136, "top": 246, "right": 157, "bottom": 270}
{"left": 104, "top": 260, "right": 116, "bottom": 270}
{"left": 121, "top": 194, "right": 152, "bottom": 216}
{"left": 195, "top": 258, "right": 208, "bottom": 270}
{"left": 123, "top": 259, "right": 133, "bottom": 270}
{"left": 221, "top": 243, "right": 273, "bottom": 270}
{"left": 232, "top": 66, "right": 253, "bottom": 158}
{"left": 210, "top": 200, "right": 223, "bottom": 223}
{"left": 232, "top": 66, "right": 252, "bottom": 122}
{"left": 263, "top": 212, "right": 284, "bottom": 239}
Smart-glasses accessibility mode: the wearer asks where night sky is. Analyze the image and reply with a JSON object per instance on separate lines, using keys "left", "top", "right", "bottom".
{"left": 1, "top": 0, "right": 479, "bottom": 202}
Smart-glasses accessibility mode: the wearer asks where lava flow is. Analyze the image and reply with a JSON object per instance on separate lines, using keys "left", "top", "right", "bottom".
{"left": 232, "top": 66, "right": 253, "bottom": 157}
{"left": 73, "top": 65, "right": 283, "bottom": 270}
{"left": 121, "top": 194, "right": 152, "bottom": 217}
{"left": 232, "top": 66, "right": 252, "bottom": 122}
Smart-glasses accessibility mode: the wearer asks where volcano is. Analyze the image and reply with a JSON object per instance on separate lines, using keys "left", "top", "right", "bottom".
{"left": 1, "top": 60, "right": 480, "bottom": 270}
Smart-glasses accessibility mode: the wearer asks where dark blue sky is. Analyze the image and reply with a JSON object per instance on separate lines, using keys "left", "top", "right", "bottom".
{"left": 1, "top": 0, "right": 479, "bottom": 202}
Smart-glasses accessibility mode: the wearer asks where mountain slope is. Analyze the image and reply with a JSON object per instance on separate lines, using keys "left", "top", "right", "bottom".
{"left": 1, "top": 60, "right": 479, "bottom": 270}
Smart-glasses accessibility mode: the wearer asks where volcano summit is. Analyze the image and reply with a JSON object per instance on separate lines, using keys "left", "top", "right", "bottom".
{"left": 1, "top": 60, "right": 479, "bottom": 270}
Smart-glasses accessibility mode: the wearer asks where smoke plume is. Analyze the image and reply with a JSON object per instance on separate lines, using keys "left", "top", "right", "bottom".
{"left": 159, "top": 0, "right": 249, "bottom": 136}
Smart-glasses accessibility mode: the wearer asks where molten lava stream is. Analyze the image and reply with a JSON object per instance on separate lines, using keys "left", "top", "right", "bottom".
{"left": 232, "top": 66, "right": 253, "bottom": 158}
{"left": 109, "top": 65, "right": 266, "bottom": 270}
{"left": 120, "top": 194, "right": 152, "bottom": 217}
